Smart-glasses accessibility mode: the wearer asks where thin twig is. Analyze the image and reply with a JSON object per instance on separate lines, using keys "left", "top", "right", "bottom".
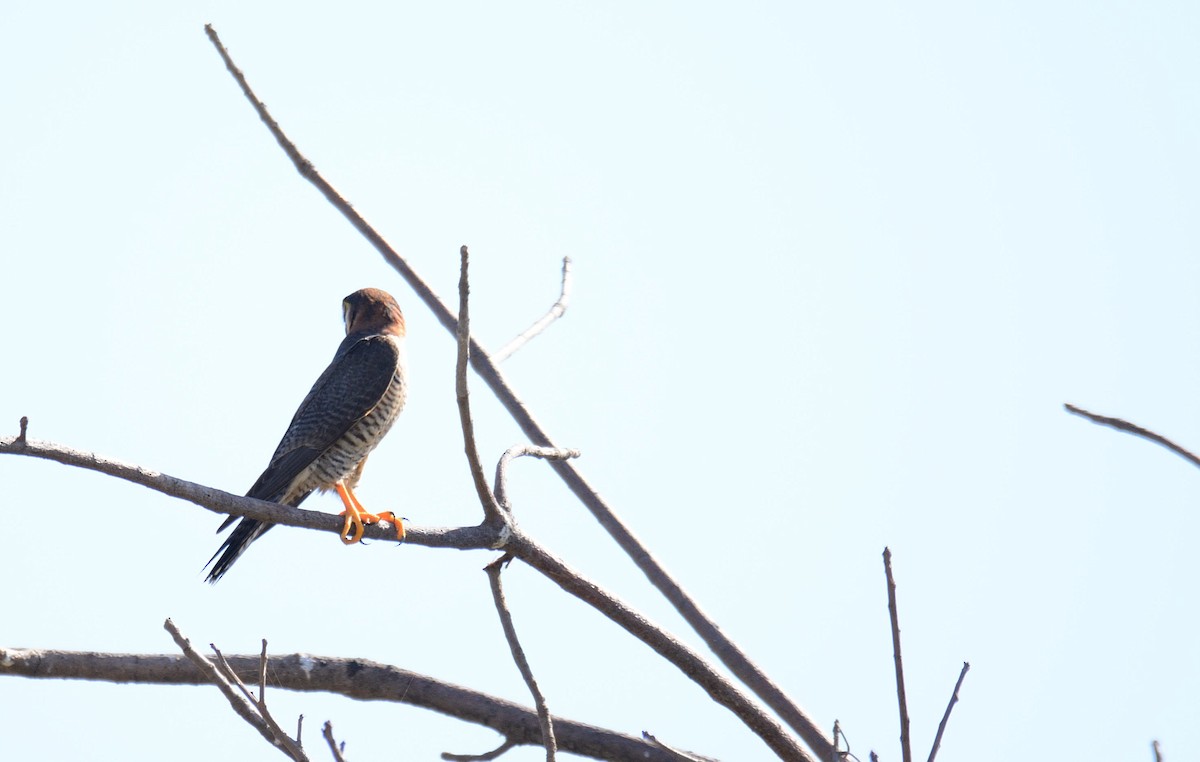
{"left": 1064, "top": 403, "right": 1200, "bottom": 470}
{"left": 442, "top": 737, "right": 518, "bottom": 762}
{"left": 163, "top": 620, "right": 309, "bottom": 761}
{"left": 259, "top": 639, "right": 270, "bottom": 706}
{"left": 493, "top": 256, "right": 573, "bottom": 362}
{"left": 494, "top": 445, "right": 581, "bottom": 512}
{"left": 322, "top": 721, "right": 348, "bottom": 762}
{"left": 1152, "top": 740, "right": 1163, "bottom": 762}
{"left": 456, "top": 245, "right": 507, "bottom": 528}
{"left": 882, "top": 548, "right": 912, "bottom": 762}
{"left": 1, "top": 646, "right": 685, "bottom": 762}
{"left": 486, "top": 554, "right": 556, "bottom": 761}
{"left": 16, "top": 416, "right": 28, "bottom": 446}
{"left": 212, "top": 25, "right": 832, "bottom": 758}
{"left": 926, "top": 662, "right": 969, "bottom": 762}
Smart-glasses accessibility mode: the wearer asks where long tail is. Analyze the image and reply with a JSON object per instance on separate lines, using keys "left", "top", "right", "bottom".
{"left": 204, "top": 518, "right": 272, "bottom": 583}
{"left": 204, "top": 493, "right": 310, "bottom": 583}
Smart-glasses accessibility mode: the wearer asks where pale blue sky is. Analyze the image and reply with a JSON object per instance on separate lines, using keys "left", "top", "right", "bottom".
{"left": 3, "top": 2, "right": 1199, "bottom": 760}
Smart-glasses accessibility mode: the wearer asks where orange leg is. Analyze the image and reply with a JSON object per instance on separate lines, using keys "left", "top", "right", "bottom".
{"left": 334, "top": 483, "right": 406, "bottom": 544}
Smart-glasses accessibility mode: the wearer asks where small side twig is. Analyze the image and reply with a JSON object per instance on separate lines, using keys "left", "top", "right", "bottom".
{"left": 322, "top": 721, "right": 347, "bottom": 762}
{"left": 926, "top": 661, "right": 970, "bottom": 762}
{"left": 164, "top": 619, "right": 309, "bottom": 761}
{"left": 882, "top": 548, "right": 912, "bottom": 762}
{"left": 1152, "top": 740, "right": 1163, "bottom": 762}
{"left": 493, "top": 445, "right": 581, "bottom": 513}
{"left": 486, "top": 554, "right": 556, "bottom": 761}
{"left": 456, "top": 245, "right": 506, "bottom": 528}
{"left": 641, "top": 731, "right": 716, "bottom": 762}
{"left": 493, "top": 256, "right": 573, "bottom": 362}
{"left": 442, "top": 737, "right": 519, "bottom": 761}
{"left": 16, "top": 416, "right": 28, "bottom": 446}
{"left": 1064, "top": 403, "right": 1200, "bottom": 470}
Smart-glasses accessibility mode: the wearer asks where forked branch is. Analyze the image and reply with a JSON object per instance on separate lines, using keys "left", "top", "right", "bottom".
{"left": 201, "top": 25, "right": 831, "bottom": 758}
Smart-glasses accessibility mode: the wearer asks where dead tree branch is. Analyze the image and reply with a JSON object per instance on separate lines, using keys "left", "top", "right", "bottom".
{"left": 486, "top": 554, "right": 556, "bottom": 761}
{"left": 0, "top": 645, "right": 693, "bottom": 761}
{"left": 201, "top": 25, "right": 831, "bottom": 759}
{"left": 494, "top": 445, "right": 581, "bottom": 513}
{"left": 164, "top": 619, "right": 309, "bottom": 761}
{"left": 322, "top": 722, "right": 348, "bottom": 762}
{"left": 882, "top": 548, "right": 912, "bottom": 762}
{"left": 0, "top": 434, "right": 495, "bottom": 551}
{"left": 493, "top": 256, "right": 573, "bottom": 362}
{"left": 1064, "top": 403, "right": 1200, "bottom": 470}
{"left": 927, "top": 661, "right": 969, "bottom": 762}
{"left": 456, "top": 245, "right": 507, "bottom": 529}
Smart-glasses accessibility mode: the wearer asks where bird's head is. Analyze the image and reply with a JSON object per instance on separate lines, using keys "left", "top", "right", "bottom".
{"left": 343, "top": 288, "right": 406, "bottom": 338}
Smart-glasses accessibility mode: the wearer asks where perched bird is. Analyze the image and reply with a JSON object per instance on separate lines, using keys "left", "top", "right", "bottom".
{"left": 205, "top": 288, "right": 409, "bottom": 583}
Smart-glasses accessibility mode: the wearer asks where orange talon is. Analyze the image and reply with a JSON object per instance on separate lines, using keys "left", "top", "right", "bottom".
{"left": 334, "top": 483, "right": 403, "bottom": 544}
{"left": 375, "top": 511, "right": 407, "bottom": 541}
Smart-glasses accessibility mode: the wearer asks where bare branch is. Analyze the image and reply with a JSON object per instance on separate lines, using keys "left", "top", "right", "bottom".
{"left": 0, "top": 436, "right": 497, "bottom": 551}
{"left": 443, "top": 737, "right": 518, "bottom": 762}
{"left": 510, "top": 531, "right": 811, "bottom": 762}
{"left": 164, "top": 619, "right": 309, "bottom": 761}
{"left": 0, "top": 646, "right": 685, "bottom": 761}
{"left": 322, "top": 722, "right": 348, "bottom": 762}
{"left": 1064, "top": 403, "right": 1200, "bottom": 470}
{"left": 1152, "top": 740, "right": 1163, "bottom": 762}
{"left": 494, "top": 446, "right": 581, "bottom": 512}
{"left": 486, "top": 554, "right": 556, "bottom": 761}
{"left": 493, "top": 256, "right": 573, "bottom": 362}
{"left": 456, "top": 245, "right": 507, "bottom": 528}
{"left": 882, "top": 548, "right": 912, "bottom": 762}
{"left": 16, "top": 416, "right": 28, "bottom": 445}
{"left": 926, "top": 662, "right": 969, "bottom": 762}
{"left": 206, "top": 23, "right": 831, "bottom": 758}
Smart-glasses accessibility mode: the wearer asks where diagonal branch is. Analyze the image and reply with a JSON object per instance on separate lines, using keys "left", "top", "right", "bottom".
{"left": 926, "top": 661, "right": 969, "bottom": 762}
{"left": 493, "top": 256, "right": 573, "bottom": 363}
{"left": 1064, "top": 403, "right": 1200, "bottom": 470}
{"left": 510, "top": 531, "right": 811, "bottom": 762}
{"left": 486, "top": 554, "right": 556, "bottom": 761}
{"left": 0, "top": 646, "right": 697, "bottom": 762}
{"left": 201, "top": 26, "right": 832, "bottom": 759}
{"left": 164, "top": 619, "right": 309, "bottom": 761}
{"left": 882, "top": 548, "right": 912, "bottom": 762}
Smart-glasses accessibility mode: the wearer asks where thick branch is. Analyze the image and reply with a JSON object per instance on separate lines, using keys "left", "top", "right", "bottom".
{"left": 0, "top": 435, "right": 496, "bottom": 551}
{"left": 0, "top": 646, "right": 698, "bottom": 762}
{"left": 201, "top": 26, "right": 832, "bottom": 758}
{"left": 493, "top": 256, "right": 573, "bottom": 362}
{"left": 510, "top": 531, "right": 812, "bottom": 762}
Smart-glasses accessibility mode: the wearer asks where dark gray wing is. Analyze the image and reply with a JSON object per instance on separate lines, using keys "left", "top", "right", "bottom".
{"left": 246, "top": 334, "right": 400, "bottom": 502}
{"left": 205, "top": 335, "right": 399, "bottom": 582}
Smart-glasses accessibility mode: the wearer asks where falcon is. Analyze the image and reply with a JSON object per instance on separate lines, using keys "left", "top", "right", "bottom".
{"left": 205, "top": 288, "right": 408, "bottom": 583}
